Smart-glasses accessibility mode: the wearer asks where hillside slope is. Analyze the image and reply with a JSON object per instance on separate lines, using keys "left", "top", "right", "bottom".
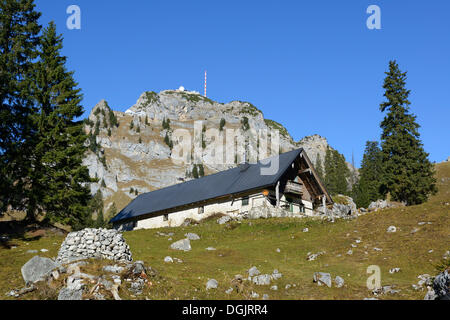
{"left": 1, "top": 162, "right": 448, "bottom": 300}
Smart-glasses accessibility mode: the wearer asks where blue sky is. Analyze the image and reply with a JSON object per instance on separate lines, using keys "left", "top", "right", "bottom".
{"left": 34, "top": 0, "right": 450, "bottom": 165}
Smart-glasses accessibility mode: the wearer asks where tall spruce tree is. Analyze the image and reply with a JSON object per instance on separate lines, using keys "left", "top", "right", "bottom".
{"left": 323, "top": 147, "right": 350, "bottom": 195}
{"left": 379, "top": 61, "right": 436, "bottom": 205}
{"left": 31, "top": 22, "right": 93, "bottom": 227}
{"left": 0, "top": 0, "right": 41, "bottom": 215}
{"left": 352, "top": 141, "right": 383, "bottom": 208}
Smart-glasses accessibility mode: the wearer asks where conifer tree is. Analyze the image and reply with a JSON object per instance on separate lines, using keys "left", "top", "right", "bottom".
{"left": 352, "top": 141, "right": 383, "bottom": 208}
{"left": 379, "top": 61, "right": 436, "bottom": 205}
{"left": 31, "top": 22, "right": 93, "bottom": 227}
{"left": 323, "top": 148, "right": 350, "bottom": 195}
{"left": 192, "top": 165, "right": 199, "bottom": 179}
{"left": 0, "top": 0, "right": 41, "bottom": 214}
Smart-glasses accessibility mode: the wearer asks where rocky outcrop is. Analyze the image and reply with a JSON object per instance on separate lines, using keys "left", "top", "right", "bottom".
{"left": 56, "top": 228, "right": 132, "bottom": 263}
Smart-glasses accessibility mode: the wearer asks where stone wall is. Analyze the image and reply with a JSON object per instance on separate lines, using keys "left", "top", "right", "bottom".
{"left": 56, "top": 228, "right": 132, "bottom": 264}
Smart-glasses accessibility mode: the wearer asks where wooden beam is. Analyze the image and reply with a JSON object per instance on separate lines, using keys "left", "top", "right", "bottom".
{"left": 299, "top": 168, "right": 312, "bottom": 175}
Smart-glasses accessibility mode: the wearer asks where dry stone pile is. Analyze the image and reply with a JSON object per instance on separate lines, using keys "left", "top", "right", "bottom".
{"left": 56, "top": 228, "right": 132, "bottom": 264}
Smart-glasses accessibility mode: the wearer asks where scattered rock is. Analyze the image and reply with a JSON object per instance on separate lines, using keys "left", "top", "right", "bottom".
{"left": 335, "top": 276, "right": 345, "bottom": 288}
{"left": 387, "top": 226, "right": 397, "bottom": 233}
{"left": 248, "top": 266, "right": 260, "bottom": 277}
{"left": 252, "top": 274, "right": 271, "bottom": 286}
{"left": 346, "top": 250, "right": 353, "bottom": 255}
{"left": 103, "top": 265, "right": 125, "bottom": 274}
{"left": 170, "top": 239, "right": 191, "bottom": 251}
{"left": 164, "top": 256, "right": 174, "bottom": 263}
{"left": 206, "top": 247, "right": 216, "bottom": 251}
{"left": 206, "top": 279, "right": 218, "bottom": 290}
{"left": 26, "top": 250, "right": 38, "bottom": 254}
{"left": 262, "top": 294, "right": 269, "bottom": 300}
{"left": 276, "top": 248, "right": 281, "bottom": 253}
{"left": 225, "top": 287, "right": 233, "bottom": 295}
{"left": 58, "top": 288, "right": 83, "bottom": 300}
{"left": 185, "top": 233, "right": 200, "bottom": 241}
{"left": 21, "top": 256, "right": 58, "bottom": 285}
{"left": 313, "top": 272, "right": 332, "bottom": 288}
{"left": 303, "top": 228, "right": 309, "bottom": 233}
{"left": 270, "top": 285, "right": 278, "bottom": 291}
{"left": 389, "top": 268, "right": 401, "bottom": 274}
{"left": 307, "top": 251, "right": 325, "bottom": 261}
{"left": 217, "top": 216, "right": 232, "bottom": 225}
{"left": 250, "top": 292, "right": 259, "bottom": 299}
{"left": 272, "top": 269, "right": 282, "bottom": 280}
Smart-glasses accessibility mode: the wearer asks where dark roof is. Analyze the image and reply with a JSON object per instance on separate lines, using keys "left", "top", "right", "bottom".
{"left": 110, "top": 149, "right": 304, "bottom": 224}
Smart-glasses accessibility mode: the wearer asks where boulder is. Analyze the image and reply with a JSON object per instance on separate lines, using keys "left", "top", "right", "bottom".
{"left": 248, "top": 266, "right": 260, "bottom": 277}
{"left": 431, "top": 270, "right": 450, "bottom": 300}
{"left": 313, "top": 272, "right": 332, "bottom": 288}
{"left": 206, "top": 279, "right": 218, "bottom": 290}
{"left": 21, "top": 256, "right": 58, "bottom": 285}
{"left": 170, "top": 239, "right": 191, "bottom": 251}
{"left": 58, "top": 288, "right": 83, "bottom": 300}
{"left": 185, "top": 233, "right": 200, "bottom": 241}
{"left": 252, "top": 274, "right": 271, "bottom": 286}
{"left": 217, "top": 216, "right": 232, "bottom": 225}
{"left": 335, "top": 276, "right": 345, "bottom": 288}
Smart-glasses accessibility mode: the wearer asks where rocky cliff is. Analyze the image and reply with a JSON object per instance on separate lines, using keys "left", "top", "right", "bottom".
{"left": 82, "top": 88, "right": 352, "bottom": 216}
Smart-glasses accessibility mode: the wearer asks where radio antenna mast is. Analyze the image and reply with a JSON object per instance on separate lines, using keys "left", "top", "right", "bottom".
{"left": 204, "top": 70, "right": 207, "bottom": 97}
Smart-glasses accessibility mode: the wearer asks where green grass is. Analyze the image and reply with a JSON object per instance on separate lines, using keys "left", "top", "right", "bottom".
{"left": 1, "top": 162, "right": 449, "bottom": 300}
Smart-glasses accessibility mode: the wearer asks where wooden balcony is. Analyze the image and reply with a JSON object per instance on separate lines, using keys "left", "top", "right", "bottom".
{"left": 284, "top": 181, "right": 303, "bottom": 195}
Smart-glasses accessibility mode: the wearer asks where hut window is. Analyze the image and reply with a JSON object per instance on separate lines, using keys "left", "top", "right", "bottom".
{"left": 198, "top": 206, "right": 205, "bottom": 214}
{"left": 163, "top": 214, "right": 169, "bottom": 221}
{"left": 242, "top": 196, "right": 249, "bottom": 206}
{"left": 299, "top": 204, "right": 306, "bottom": 213}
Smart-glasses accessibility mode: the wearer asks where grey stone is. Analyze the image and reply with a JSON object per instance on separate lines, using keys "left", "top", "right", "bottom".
{"left": 313, "top": 272, "right": 332, "bottom": 288}
{"left": 248, "top": 266, "right": 260, "bottom": 277}
{"left": 103, "top": 265, "right": 124, "bottom": 274}
{"left": 271, "top": 270, "right": 282, "bottom": 280}
{"left": 185, "top": 233, "right": 200, "bottom": 241}
{"left": 170, "top": 239, "right": 191, "bottom": 251}
{"left": 389, "top": 268, "right": 401, "bottom": 274}
{"left": 225, "top": 287, "right": 233, "bottom": 294}
{"left": 253, "top": 274, "right": 271, "bottom": 286}
{"left": 432, "top": 270, "right": 450, "bottom": 300}
{"left": 270, "top": 285, "right": 278, "bottom": 291}
{"left": 206, "top": 279, "right": 218, "bottom": 290}
{"left": 58, "top": 288, "right": 83, "bottom": 300}
{"left": 262, "top": 294, "right": 269, "bottom": 300}
{"left": 387, "top": 226, "right": 397, "bottom": 233}
{"left": 335, "top": 276, "right": 345, "bottom": 288}
{"left": 206, "top": 247, "right": 216, "bottom": 251}
{"left": 21, "top": 256, "right": 58, "bottom": 285}
{"left": 217, "top": 216, "right": 232, "bottom": 225}
{"left": 164, "top": 256, "right": 174, "bottom": 263}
